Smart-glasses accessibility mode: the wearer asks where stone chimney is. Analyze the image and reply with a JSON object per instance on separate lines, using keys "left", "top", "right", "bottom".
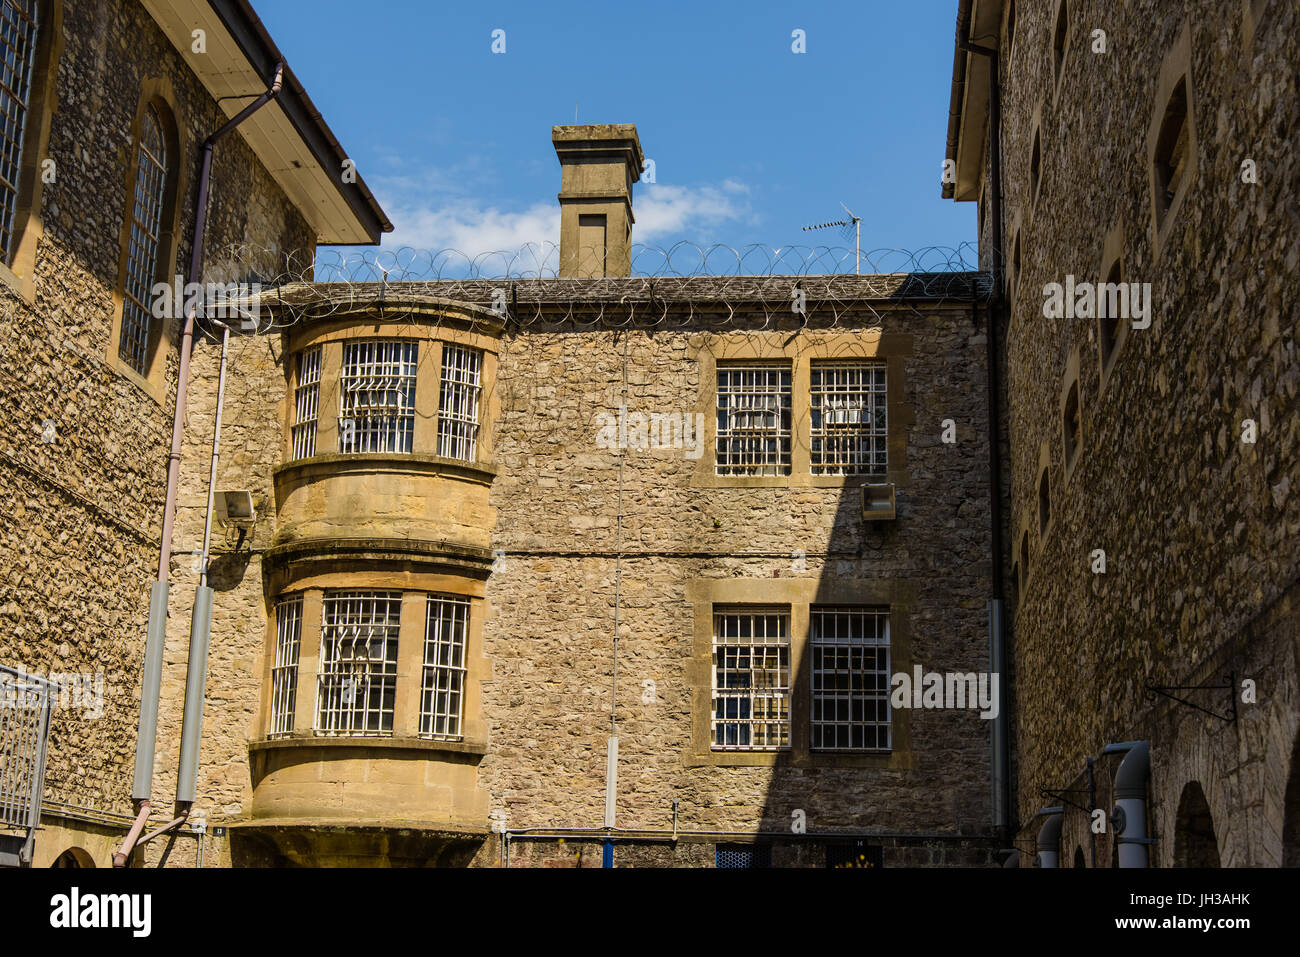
{"left": 552, "top": 124, "right": 644, "bottom": 277}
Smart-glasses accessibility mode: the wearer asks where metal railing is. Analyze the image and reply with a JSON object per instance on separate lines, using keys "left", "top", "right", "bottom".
{"left": 0, "top": 665, "right": 54, "bottom": 867}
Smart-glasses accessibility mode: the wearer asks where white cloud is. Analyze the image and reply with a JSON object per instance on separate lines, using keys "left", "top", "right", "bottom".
{"left": 375, "top": 173, "right": 752, "bottom": 259}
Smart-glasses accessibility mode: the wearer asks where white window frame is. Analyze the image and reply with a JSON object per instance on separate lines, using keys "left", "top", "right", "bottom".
{"left": 420, "top": 595, "right": 469, "bottom": 740}
{"left": 291, "top": 346, "right": 321, "bottom": 460}
{"left": 436, "top": 344, "right": 482, "bottom": 462}
{"left": 269, "top": 595, "right": 302, "bottom": 737}
{"left": 810, "top": 607, "right": 891, "bottom": 751}
{"left": 810, "top": 362, "right": 888, "bottom": 476}
{"left": 715, "top": 365, "right": 793, "bottom": 476}
{"left": 711, "top": 607, "right": 791, "bottom": 751}
{"left": 315, "top": 591, "right": 402, "bottom": 737}
{"left": 339, "top": 340, "right": 417, "bottom": 454}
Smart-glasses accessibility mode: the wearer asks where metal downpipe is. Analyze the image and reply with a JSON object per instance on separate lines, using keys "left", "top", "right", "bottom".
{"left": 1103, "top": 741, "right": 1151, "bottom": 868}
{"left": 1035, "top": 807, "right": 1064, "bottom": 868}
{"left": 118, "top": 63, "right": 283, "bottom": 867}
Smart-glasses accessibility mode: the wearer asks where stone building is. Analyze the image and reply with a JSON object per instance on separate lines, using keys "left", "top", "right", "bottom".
{"left": 180, "top": 125, "right": 1005, "bottom": 868}
{"left": 0, "top": 0, "right": 388, "bottom": 868}
{"left": 1, "top": 0, "right": 1009, "bottom": 863}
{"left": 943, "top": 0, "right": 1299, "bottom": 866}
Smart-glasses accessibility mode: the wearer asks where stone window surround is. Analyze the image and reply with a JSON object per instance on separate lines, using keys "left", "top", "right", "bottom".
{"left": 689, "top": 330, "right": 915, "bottom": 490}
{"left": 1050, "top": 0, "right": 1071, "bottom": 104}
{"left": 685, "top": 577, "right": 916, "bottom": 770}
{"left": 1060, "top": 345, "right": 1083, "bottom": 485}
{"left": 0, "top": 0, "right": 61, "bottom": 305}
{"left": 255, "top": 565, "right": 489, "bottom": 753}
{"left": 285, "top": 317, "right": 500, "bottom": 472}
{"left": 1027, "top": 103, "right": 1044, "bottom": 225}
{"left": 1036, "top": 440, "right": 1053, "bottom": 542}
{"left": 1240, "top": 0, "right": 1273, "bottom": 53}
{"left": 103, "top": 80, "right": 186, "bottom": 405}
{"left": 1146, "top": 21, "right": 1197, "bottom": 265}
{"left": 1097, "top": 224, "right": 1129, "bottom": 394}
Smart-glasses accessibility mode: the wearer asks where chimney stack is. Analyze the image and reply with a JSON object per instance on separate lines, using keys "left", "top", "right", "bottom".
{"left": 552, "top": 124, "right": 644, "bottom": 277}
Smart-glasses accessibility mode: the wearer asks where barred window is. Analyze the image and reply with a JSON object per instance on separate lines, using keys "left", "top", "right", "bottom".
{"left": 420, "top": 595, "right": 469, "bottom": 740}
{"left": 0, "top": 0, "right": 37, "bottom": 263}
{"left": 712, "top": 608, "right": 790, "bottom": 750}
{"left": 810, "top": 362, "right": 888, "bottom": 476}
{"left": 118, "top": 105, "right": 168, "bottom": 375}
{"left": 715, "top": 365, "right": 792, "bottom": 476}
{"left": 315, "top": 592, "right": 401, "bottom": 736}
{"left": 291, "top": 346, "right": 321, "bottom": 460}
{"left": 269, "top": 595, "right": 302, "bottom": 737}
{"left": 339, "top": 340, "right": 417, "bottom": 454}
{"left": 436, "top": 344, "right": 482, "bottom": 462}
{"left": 810, "top": 607, "right": 891, "bottom": 751}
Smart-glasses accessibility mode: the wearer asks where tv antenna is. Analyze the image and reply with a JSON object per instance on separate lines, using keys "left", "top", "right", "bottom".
{"left": 802, "top": 203, "right": 862, "bottom": 274}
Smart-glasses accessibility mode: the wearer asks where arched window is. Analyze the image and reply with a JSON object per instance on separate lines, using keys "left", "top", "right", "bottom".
{"left": 0, "top": 0, "right": 40, "bottom": 263}
{"left": 118, "top": 104, "right": 169, "bottom": 376}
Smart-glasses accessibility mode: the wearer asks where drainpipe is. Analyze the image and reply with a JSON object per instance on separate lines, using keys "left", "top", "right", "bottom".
{"left": 1103, "top": 740, "right": 1151, "bottom": 868}
{"left": 174, "top": 318, "right": 232, "bottom": 817}
{"left": 1035, "top": 807, "right": 1064, "bottom": 868}
{"left": 957, "top": 30, "right": 1008, "bottom": 835}
{"left": 117, "top": 62, "right": 284, "bottom": 868}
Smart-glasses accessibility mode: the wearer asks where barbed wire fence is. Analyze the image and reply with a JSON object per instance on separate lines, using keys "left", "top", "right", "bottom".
{"left": 191, "top": 240, "right": 993, "bottom": 466}
{"left": 200, "top": 240, "right": 991, "bottom": 336}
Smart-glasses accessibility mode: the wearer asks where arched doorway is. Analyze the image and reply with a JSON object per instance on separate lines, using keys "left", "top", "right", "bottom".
{"left": 51, "top": 847, "right": 95, "bottom": 868}
{"left": 1073, "top": 846, "right": 1086, "bottom": 868}
{"left": 1174, "top": 781, "right": 1220, "bottom": 867}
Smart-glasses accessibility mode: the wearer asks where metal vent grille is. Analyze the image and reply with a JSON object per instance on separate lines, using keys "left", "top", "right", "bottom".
{"left": 716, "top": 844, "right": 772, "bottom": 868}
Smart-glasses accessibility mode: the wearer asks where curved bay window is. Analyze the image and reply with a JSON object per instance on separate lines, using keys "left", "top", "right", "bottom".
{"left": 339, "top": 340, "right": 417, "bottom": 454}
{"left": 0, "top": 0, "right": 39, "bottom": 263}
{"left": 118, "top": 104, "right": 169, "bottom": 375}
{"left": 315, "top": 591, "right": 401, "bottom": 736}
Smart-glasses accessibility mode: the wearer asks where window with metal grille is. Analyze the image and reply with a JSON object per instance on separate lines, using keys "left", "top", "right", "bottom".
{"left": 291, "top": 346, "right": 321, "bottom": 460}
{"left": 420, "top": 595, "right": 469, "bottom": 740}
{"left": 712, "top": 608, "right": 790, "bottom": 750}
{"left": 315, "top": 592, "right": 401, "bottom": 736}
{"left": 715, "top": 365, "right": 792, "bottom": 476}
{"left": 118, "top": 104, "right": 168, "bottom": 375}
{"left": 716, "top": 844, "right": 771, "bottom": 868}
{"left": 0, "top": 0, "right": 37, "bottom": 264}
{"left": 437, "top": 344, "right": 482, "bottom": 462}
{"left": 269, "top": 596, "right": 302, "bottom": 737}
{"left": 339, "top": 340, "right": 417, "bottom": 454}
{"left": 810, "top": 607, "right": 891, "bottom": 751}
{"left": 810, "top": 362, "right": 888, "bottom": 475}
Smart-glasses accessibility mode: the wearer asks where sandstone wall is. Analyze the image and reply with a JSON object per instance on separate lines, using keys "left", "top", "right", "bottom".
{"left": 992, "top": 0, "right": 1300, "bottom": 861}
{"left": 0, "top": 0, "right": 312, "bottom": 867}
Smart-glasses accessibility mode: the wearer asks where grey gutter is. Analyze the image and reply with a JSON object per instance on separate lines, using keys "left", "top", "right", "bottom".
{"left": 942, "top": 0, "right": 975, "bottom": 200}
{"left": 209, "top": 0, "right": 394, "bottom": 243}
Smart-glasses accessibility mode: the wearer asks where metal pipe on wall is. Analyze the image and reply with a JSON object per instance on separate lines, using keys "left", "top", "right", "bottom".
{"left": 957, "top": 27, "right": 1009, "bottom": 835}
{"left": 1103, "top": 741, "right": 1151, "bottom": 868}
{"left": 118, "top": 62, "right": 283, "bottom": 868}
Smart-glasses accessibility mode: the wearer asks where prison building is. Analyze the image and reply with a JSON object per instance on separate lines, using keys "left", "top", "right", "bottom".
{"left": 943, "top": 0, "right": 1300, "bottom": 866}
{"left": 165, "top": 124, "right": 1004, "bottom": 867}
{"left": 0, "top": 0, "right": 389, "bottom": 868}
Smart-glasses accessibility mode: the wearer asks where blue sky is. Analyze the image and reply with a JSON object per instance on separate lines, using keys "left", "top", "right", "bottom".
{"left": 257, "top": 0, "right": 974, "bottom": 270}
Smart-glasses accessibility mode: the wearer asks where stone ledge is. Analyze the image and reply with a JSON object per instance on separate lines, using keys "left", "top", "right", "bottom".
{"left": 249, "top": 734, "right": 488, "bottom": 758}
{"left": 273, "top": 452, "right": 498, "bottom": 486}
